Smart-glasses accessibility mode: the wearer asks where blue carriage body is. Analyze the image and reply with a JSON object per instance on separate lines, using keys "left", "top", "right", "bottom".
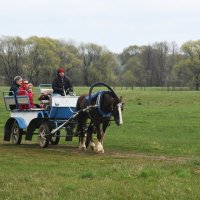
{"left": 50, "top": 96, "right": 77, "bottom": 119}
{"left": 3, "top": 85, "right": 78, "bottom": 142}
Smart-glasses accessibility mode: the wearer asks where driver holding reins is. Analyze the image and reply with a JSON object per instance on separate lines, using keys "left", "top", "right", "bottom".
{"left": 52, "top": 67, "right": 73, "bottom": 96}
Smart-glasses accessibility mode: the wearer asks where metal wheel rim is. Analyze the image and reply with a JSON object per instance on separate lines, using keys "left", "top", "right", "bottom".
{"left": 50, "top": 131, "right": 58, "bottom": 142}
{"left": 49, "top": 130, "right": 60, "bottom": 145}
{"left": 38, "top": 125, "right": 47, "bottom": 146}
{"left": 11, "top": 122, "right": 20, "bottom": 144}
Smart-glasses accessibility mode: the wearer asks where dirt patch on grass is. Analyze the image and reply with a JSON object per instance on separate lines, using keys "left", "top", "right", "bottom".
{"left": 0, "top": 141, "right": 191, "bottom": 163}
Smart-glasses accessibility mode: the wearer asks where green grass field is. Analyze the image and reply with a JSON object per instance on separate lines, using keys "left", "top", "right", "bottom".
{"left": 1, "top": 86, "right": 200, "bottom": 199}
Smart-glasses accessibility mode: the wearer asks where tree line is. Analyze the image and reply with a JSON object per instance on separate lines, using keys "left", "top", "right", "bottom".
{"left": 0, "top": 36, "right": 200, "bottom": 90}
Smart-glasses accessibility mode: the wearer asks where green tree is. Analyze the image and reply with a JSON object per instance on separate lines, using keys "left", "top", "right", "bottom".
{"left": 120, "top": 45, "right": 141, "bottom": 65}
{"left": 166, "top": 42, "right": 180, "bottom": 89}
{"left": 0, "top": 36, "right": 25, "bottom": 85}
{"left": 179, "top": 40, "right": 200, "bottom": 90}
{"left": 140, "top": 45, "right": 155, "bottom": 86}
{"left": 79, "top": 43, "right": 102, "bottom": 86}
{"left": 122, "top": 57, "right": 145, "bottom": 87}
{"left": 79, "top": 43, "right": 117, "bottom": 86}
{"left": 88, "top": 51, "right": 118, "bottom": 85}
{"left": 25, "top": 36, "right": 60, "bottom": 85}
{"left": 57, "top": 41, "right": 82, "bottom": 85}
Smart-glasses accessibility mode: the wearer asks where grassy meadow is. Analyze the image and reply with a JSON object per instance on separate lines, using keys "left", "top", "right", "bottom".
{"left": 1, "top": 86, "right": 200, "bottom": 199}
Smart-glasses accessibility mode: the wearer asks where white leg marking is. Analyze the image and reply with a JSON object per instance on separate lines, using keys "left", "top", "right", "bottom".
{"left": 95, "top": 141, "right": 104, "bottom": 153}
{"left": 79, "top": 137, "right": 86, "bottom": 151}
{"left": 118, "top": 104, "right": 123, "bottom": 125}
{"left": 89, "top": 141, "right": 96, "bottom": 151}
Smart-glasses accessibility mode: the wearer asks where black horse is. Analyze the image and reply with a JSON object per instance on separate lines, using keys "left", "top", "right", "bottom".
{"left": 76, "top": 83, "right": 124, "bottom": 153}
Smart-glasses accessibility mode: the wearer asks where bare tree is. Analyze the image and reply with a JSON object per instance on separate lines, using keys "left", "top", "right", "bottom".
{"left": 78, "top": 43, "right": 103, "bottom": 86}
{"left": 140, "top": 45, "right": 155, "bottom": 86}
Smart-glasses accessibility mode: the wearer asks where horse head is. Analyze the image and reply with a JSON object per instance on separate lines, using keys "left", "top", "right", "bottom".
{"left": 100, "top": 91, "right": 124, "bottom": 126}
{"left": 112, "top": 96, "right": 124, "bottom": 126}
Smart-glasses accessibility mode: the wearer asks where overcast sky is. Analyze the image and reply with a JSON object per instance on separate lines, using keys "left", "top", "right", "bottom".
{"left": 0, "top": 0, "right": 200, "bottom": 53}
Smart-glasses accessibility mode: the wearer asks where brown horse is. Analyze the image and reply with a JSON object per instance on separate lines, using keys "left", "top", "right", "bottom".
{"left": 76, "top": 87, "right": 124, "bottom": 153}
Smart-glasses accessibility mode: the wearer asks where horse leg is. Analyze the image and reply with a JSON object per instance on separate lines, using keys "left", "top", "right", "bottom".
{"left": 94, "top": 123, "right": 104, "bottom": 153}
{"left": 79, "top": 135, "right": 86, "bottom": 151}
{"left": 77, "top": 115, "right": 87, "bottom": 152}
{"left": 95, "top": 122, "right": 109, "bottom": 153}
{"left": 86, "top": 123, "right": 95, "bottom": 151}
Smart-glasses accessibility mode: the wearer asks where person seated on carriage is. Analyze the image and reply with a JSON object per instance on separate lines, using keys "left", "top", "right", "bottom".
{"left": 17, "top": 79, "right": 30, "bottom": 110}
{"left": 18, "top": 80, "right": 40, "bottom": 109}
{"left": 38, "top": 93, "right": 50, "bottom": 109}
{"left": 9, "top": 76, "right": 23, "bottom": 110}
{"left": 52, "top": 67, "right": 73, "bottom": 96}
{"left": 27, "top": 83, "right": 35, "bottom": 108}
{"left": 9, "top": 76, "right": 23, "bottom": 96}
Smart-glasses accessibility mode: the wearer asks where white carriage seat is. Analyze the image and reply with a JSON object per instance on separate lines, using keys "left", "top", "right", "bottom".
{"left": 3, "top": 94, "right": 30, "bottom": 111}
{"left": 17, "top": 95, "right": 30, "bottom": 105}
{"left": 4, "top": 95, "right": 17, "bottom": 111}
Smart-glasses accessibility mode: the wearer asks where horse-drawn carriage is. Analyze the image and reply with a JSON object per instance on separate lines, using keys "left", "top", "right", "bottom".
{"left": 3, "top": 83, "right": 123, "bottom": 153}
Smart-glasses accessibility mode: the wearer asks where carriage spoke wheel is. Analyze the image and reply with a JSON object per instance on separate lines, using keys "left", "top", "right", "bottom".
{"left": 50, "top": 130, "right": 60, "bottom": 145}
{"left": 38, "top": 123, "right": 50, "bottom": 148}
{"left": 11, "top": 120, "right": 22, "bottom": 145}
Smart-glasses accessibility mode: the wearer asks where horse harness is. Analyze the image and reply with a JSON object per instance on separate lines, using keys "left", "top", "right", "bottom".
{"left": 85, "top": 90, "right": 113, "bottom": 119}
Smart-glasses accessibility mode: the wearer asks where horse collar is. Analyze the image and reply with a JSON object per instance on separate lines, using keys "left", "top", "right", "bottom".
{"left": 96, "top": 91, "right": 112, "bottom": 118}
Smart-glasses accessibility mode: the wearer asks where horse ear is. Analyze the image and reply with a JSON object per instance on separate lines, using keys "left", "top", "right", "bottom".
{"left": 119, "top": 96, "right": 124, "bottom": 107}
{"left": 119, "top": 96, "right": 123, "bottom": 102}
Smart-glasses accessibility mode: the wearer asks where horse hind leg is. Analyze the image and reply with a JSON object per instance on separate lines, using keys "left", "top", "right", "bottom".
{"left": 79, "top": 125, "right": 88, "bottom": 152}
{"left": 77, "top": 120, "right": 87, "bottom": 152}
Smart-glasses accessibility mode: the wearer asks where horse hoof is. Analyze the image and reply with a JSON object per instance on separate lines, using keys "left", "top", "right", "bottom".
{"left": 90, "top": 146, "right": 95, "bottom": 151}
{"left": 79, "top": 146, "right": 86, "bottom": 152}
{"left": 94, "top": 147, "right": 104, "bottom": 153}
{"left": 89, "top": 142, "right": 95, "bottom": 151}
{"left": 96, "top": 149, "right": 104, "bottom": 153}
{"left": 94, "top": 142, "right": 104, "bottom": 153}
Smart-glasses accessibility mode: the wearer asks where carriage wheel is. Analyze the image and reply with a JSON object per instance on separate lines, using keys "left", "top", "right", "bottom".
{"left": 38, "top": 123, "right": 50, "bottom": 148}
{"left": 11, "top": 120, "right": 22, "bottom": 145}
{"left": 49, "top": 130, "right": 60, "bottom": 145}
